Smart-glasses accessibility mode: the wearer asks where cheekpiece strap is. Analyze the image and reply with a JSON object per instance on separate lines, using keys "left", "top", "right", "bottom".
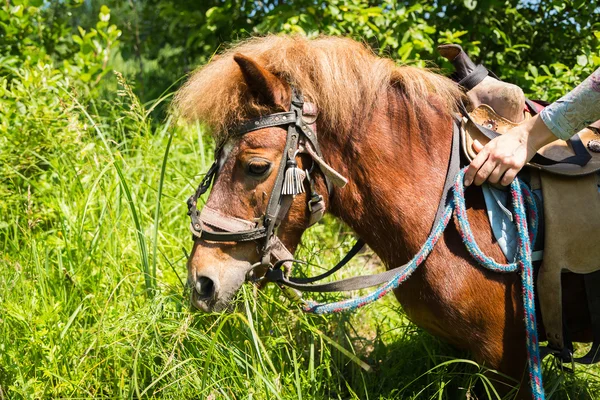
{"left": 187, "top": 161, "right": 218, "bottom": 236}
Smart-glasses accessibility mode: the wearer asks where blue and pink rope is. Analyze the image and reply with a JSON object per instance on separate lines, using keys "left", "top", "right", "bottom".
{"left": 302, "top": 167, "right": 545, "bottom": 400}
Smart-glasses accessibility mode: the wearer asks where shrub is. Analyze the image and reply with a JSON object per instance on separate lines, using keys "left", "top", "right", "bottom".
{"left": 0, "top": 2, "right": 120, "bottom": 234}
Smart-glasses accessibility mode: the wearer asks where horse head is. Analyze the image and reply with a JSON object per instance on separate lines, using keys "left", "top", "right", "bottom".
{"left": 183, "top": 54, "right": 329, "bottom": 312}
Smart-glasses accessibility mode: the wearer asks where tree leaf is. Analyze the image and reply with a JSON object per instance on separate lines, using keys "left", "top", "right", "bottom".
{"left": 577, "top": 54, "right": 588, "bottom": 67}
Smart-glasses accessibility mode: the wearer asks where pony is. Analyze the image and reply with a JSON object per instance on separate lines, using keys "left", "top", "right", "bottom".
{"left": 175, "top": 35, "right": 592, "bottom": 398}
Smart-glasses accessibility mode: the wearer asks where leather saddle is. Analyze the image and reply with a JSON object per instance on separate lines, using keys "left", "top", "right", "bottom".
{"left": 440, "top": 43, "right": 600, "bottom": 365}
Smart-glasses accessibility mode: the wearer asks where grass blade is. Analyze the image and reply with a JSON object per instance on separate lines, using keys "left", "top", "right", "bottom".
{"left": 152, "top": 116, "right": 173, "bottom": 287}
{"left": 114, "top": 161, "right": 152, "bottom": 293}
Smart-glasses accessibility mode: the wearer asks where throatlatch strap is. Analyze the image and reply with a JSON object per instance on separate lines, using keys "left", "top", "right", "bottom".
{"left": 286, "top": 239, "right": 365, "bottom": 284}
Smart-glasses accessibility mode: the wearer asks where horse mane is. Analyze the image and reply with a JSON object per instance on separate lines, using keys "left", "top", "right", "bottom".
{"left": 174, "top": 35, "right": 463, "bottom": 139}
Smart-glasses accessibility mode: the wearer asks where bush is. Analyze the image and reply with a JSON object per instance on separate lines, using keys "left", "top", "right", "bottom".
{"left": 67, "top": 0, "right": 600, "bottom": 103}
{"left": 0, "top": 2, "right": 120, "bottom": 233}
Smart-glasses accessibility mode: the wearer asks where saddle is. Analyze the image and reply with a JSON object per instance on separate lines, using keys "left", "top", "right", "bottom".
{"left": 440, "top": 44, "right": 600, "bottom": 364}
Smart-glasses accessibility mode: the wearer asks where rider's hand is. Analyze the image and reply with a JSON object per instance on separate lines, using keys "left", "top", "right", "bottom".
{"left": 463, "top": 114, "right": 557, "bottom": 186}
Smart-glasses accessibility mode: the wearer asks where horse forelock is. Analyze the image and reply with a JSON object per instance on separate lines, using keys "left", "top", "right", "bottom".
{"left": 174, "top": 34, "right": 463, "bottom": 141}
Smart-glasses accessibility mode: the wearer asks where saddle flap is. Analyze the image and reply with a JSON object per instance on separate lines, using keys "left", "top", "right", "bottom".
{"left": 538, "top": 171, "right": 600, "bottom": 351}
{"left": 461, "top": 104, "right": 600, "bottom": 176}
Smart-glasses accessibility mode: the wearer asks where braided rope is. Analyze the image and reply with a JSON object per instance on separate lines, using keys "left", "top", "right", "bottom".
{"left": 302, "top": 167, "right": 544, "bottom": 400}
{"left": 302, "top": 204, "right": 454, "bottom": 314}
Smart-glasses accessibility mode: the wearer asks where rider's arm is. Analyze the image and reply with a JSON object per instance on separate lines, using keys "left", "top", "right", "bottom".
{"left": 464, "top": 67, "right": 600, "bottom": 187}
{"left": 540, "top": 67, "right": 600, "bottom": 140}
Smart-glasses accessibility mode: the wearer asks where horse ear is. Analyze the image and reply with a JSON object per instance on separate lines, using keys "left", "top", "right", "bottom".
{"left": 233, "top": 53, "right": 288, "bottom": 108}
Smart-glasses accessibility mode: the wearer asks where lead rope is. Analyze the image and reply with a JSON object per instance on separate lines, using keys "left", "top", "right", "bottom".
{"left": 302, "top": 167, "right": 544, "bottom": 400}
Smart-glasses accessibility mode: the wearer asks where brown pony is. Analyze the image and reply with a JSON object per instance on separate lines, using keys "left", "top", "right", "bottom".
{"left": 176, "top": 35, "right": 591, "bottom": 398}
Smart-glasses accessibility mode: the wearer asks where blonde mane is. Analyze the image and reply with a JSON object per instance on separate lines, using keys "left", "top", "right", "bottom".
{"left": 174, "top": 35, "right": 462, "bottom": 138}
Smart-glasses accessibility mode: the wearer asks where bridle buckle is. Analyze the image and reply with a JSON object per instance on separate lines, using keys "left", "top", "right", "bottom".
{"left": 308, "top": 193, "right": 324, "bottom": 212}
{"left": 306, "top": 168, "right": 324, "bottom": 213}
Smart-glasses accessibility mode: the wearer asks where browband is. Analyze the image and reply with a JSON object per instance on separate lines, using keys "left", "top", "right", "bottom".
{"left": 236, "top": 111, "right": 296, "bottom": 135}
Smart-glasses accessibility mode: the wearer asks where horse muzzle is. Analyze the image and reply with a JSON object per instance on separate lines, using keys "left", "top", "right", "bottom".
{"left": 188, "top": 268, "right": 248, "bottom": 313}
{"left": 187, "top": 240, "right": 258, "bottom": 313}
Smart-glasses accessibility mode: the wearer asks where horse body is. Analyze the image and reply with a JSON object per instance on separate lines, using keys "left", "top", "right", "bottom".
{"left": 178, "top": 35, "right": 591, "bottom": 397}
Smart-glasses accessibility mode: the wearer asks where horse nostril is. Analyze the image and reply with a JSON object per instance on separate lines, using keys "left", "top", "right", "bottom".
{"left": 195, "top": 276, "right": 215, "bottom": 300}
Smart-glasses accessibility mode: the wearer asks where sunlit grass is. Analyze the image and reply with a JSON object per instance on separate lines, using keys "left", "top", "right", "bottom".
{"left": 2, "top": 77, "right": 600, "bottom": 399}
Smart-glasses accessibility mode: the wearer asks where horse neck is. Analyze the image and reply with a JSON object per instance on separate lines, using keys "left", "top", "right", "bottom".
{"left": 322, "top": 89, "right": 455, "bottom": 266}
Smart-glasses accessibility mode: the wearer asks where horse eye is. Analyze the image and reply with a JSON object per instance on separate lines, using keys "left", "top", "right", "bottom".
{"left": 247, "top": 160, "right": 271, "bottom": 176}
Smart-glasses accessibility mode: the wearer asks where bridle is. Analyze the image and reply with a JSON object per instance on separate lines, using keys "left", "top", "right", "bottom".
{"left": 187, "top": 85, "right": 461, "bottom": 301}
{"left": 187, "top": 87, "right": 362, "bottom": 296}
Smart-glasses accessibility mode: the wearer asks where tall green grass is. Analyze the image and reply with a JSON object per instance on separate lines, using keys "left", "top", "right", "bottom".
{"left": 2, "top": 75, "right": 600, "bottom": 399}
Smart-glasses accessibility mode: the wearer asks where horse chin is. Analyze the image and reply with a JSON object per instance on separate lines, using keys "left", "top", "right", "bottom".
{"left": 190, "top": 289, "right": 236, "bottom": 313}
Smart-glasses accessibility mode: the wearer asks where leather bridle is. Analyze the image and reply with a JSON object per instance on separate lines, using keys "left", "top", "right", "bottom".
{"left": 187, "top": 87, "right": 361, "bottom": 291}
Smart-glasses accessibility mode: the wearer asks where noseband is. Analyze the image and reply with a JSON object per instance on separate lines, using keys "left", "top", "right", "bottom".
{"left": 187, "top": 87, "right": 359, "bottom": 288}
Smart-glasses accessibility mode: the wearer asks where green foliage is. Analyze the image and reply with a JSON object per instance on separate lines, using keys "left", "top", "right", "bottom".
{"left": 68, "top": 0, "right": 600, "bottom": 102}
{"left": 2, "top": 0, "right": 600, "bottom": 399}
{"left": 0, "top": 1, "right": 120, "bottom": 231}
{"left": 524, "top": 49, "right": 600, "bottom": 101}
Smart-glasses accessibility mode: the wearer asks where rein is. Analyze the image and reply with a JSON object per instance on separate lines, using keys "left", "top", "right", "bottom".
{"left": 187, "top": 89, "right": 545, "bottom": 400}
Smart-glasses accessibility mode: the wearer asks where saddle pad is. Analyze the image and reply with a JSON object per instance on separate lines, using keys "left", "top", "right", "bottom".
{"left": 482, "top": 184, "right": 543, "bottom": 263}
{"left": 462, "top": 104, "right": 600, "bottom": 176}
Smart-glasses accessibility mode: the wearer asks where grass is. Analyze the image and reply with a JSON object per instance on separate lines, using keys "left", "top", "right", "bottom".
{"left": 2, "top": 75, "right": 600, "bottom": 399}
